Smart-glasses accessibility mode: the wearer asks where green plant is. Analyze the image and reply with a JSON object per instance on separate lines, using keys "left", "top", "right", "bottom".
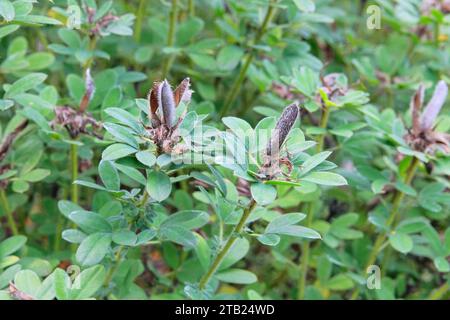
{"left": 0, "top": 0, "right": 449, "bottom": 301}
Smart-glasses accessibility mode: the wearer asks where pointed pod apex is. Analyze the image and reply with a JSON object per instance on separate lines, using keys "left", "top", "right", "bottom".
{"left": 174, "top": 77, "right": 192, "bottom": 106}
{"left": 161, "top": 80, "right": 177, "bottom": 128}
{"left": 411, "top": 84, "right": 425, "bottom": 134}
{"left": 148, "top": 81, "right": 162, "bottom": 127}
{"left": 421, "top": 80, "right": 448, "bottom": 130}
{"left": 267, "top": 103, "right": 299, "bottom": 157}
{"left": 79, "top": 68, "right": 95, "bottom": 112}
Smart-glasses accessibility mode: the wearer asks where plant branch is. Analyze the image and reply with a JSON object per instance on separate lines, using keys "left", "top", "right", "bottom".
{"left": 70, "top": 144, "right": 79, "bottom": 204}
{"left": 350, "top": 156, "right": 420, "bottom": 300}
{"left": 0, "top": 188, "right": 18, "bottom": 235}
{"left": 297, "top": 104, "right": 330, "bottom": 299}
{"left": 161, "top": 0, "right": 179, "bottom": 78}
{"left": 199, "top": 199, "right": 257, "bottom": 290}
{"left": 219, "top": 0, "right": 277, "bottom": 118}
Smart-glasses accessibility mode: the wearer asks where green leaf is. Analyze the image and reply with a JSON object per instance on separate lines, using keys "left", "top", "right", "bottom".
{"left": 389, "top": 232, "right": 413, "bottom": 254}
{"left": 266, "top": 213, "right": 306, "bottom": 233}
{"left": 0, "top": 265, "right": 21, "bottom": 289}
{"left": 53, "top": 268, "right": 70, "bottom": 300}
{"left": 433, "top": 257, "right": 450, "bottom": 273}
{"left": 26, "top": 52, "right": 55, "bottom": 70}
{"left": 219, "top": 238, "right": 249, "bottom": 270}
{"left": 160, "top": 225, "right": 197, "bottom": 247}
{"left": 222, "top": 117, "right": 253, "bottom": 138}
{"left": 0, "top": 235, "right": 27, "bottom": 258}
{"left": 293, "top": 0, "right": 315, "bottom": 13}
{"left": 217, "top": 45, "right": 244, "bottom": 71}
{"left": 105, "top": 107, "right": 142, "bottom": 134}
{"left": 257, "top": 234, "right": 280, "bottom": 246}
{"left": 114, "top": 163, "right": 146, "bottom": 185}
{"left": 71, "top": 265, "right": 106, "bottom": 299}
{"left": 5, "top": 73, "right": 47, "bottom": 98}
{"left": 216, "top": 269, "right": 257, "bottom": 284}
{"left": 146, "top": 170, "right": 172, "bottom": 202}
{"left": 61, "top": 229, "right": 86, "bottom": 244}
{"left": 326, "top": 274, "right": 354, "bottom": 291}
{"left": 13, "top": 270, "right": 40, "bottom": 298}
{"left": 99, "top": 160, "right": 120, "bottom": 190}
{"left": 136, "top": 229, "right": 157, "bottom": 245}
{"left": 20, "top": 169, "right": 50, "bottom": 182}
{"left": 300, "top": 151, "right": 332, "bottom": 176}
{"left": 0, "top": 25, "right": 19, "bottom": 38}
{"left": 69, "top": 210, "right": 112, "bottom": 234}
{"left": 103, "top": 123, "right": 138, "bottom": 149}
{"left": 194, "top": 234, "right": 211, "bottom": 270}
{"left": 112, "top": 230, "right": 137, "bottom": 246}
{"left": 303, "top": 172, "right": 347, "bottom": 186}
{"left": 0, "top": 0, "right": 15, "bottom": 22}
{"left": 13, "top": 15, "right": 62, "bottom": 25}
{"left": 102, "top": 143, "right": 137, "bottom": 161}
{"left": 136, "top": 151, "right": 156, "bottom": 167}
{"left": 76, "top": 233, "right": 112, "bottom": 267}
{"left": 161, "top": 210, "right": 209, "bottom": 230}
{"left": 58, "top": 200, "right": 83, "bottom": 218}
{"left": 250, "top": 183, "right": 277, "bottom": 205}
{"left": 290, "top": 66, "right": 320, "bottom": 97}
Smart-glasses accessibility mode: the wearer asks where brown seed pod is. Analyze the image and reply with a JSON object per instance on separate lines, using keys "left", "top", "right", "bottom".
{"left": 161, "top": 80, "right": 176, "bottom": 128}
{"left": 79, "top": 68, "right": 95, "bottom": 113}
{"left": 266, "top": 103, "right": 299, "bottom": 158}
{"left": 148, "top": 81, "right": 162, "bottom": 127}
{"left": 410, "top": 84, "right": 425, "bottom": 135}
{"left": 174, "top": 77, "right": 192, "bottom": 106}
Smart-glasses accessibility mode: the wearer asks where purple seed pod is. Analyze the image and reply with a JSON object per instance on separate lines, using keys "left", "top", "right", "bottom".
{"left": 161, "top": 80, "right": 177, "bottom": 128}
{"left": 266, "top": 103, "right": 299, "bottom": 157}
{"left": 420, "top": 80, "right": 448, "bottom": 130}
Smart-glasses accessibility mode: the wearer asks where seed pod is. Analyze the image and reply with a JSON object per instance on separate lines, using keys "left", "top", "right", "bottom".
{"left": 148, "top": 81, "right": 162, "bottom": 127}
{"left": 420, "top": 80, "right": 448, "bottom": 130}
{"left": 410, "top": 84, "right": 424, "bottom": 135}
{"left": 266, "top": 103, "right": 299, "bottom": 157}
{"left": 79, "top": 68, "right": 95, "bottom": 113}
{"left": 174, "top": 77, "right": 192, "bottom": 106}
{"left": 161, "top": 80, "right": 177, "bottom": 128}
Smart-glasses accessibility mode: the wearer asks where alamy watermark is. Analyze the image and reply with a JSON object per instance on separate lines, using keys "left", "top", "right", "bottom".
{"left": 366, "top": 5, "right": 381, "bottom": 30}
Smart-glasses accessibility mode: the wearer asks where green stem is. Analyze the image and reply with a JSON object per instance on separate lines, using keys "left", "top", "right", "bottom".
{"left": 70, "top": 144, "right": 79, "bottom": 204}
{"left": 350, "top": 157, "right": 420, "bottom": 300}
{"left": 218, "top": 0, "right": 277, "bottom": 118}
{"left": 429, "top": 282, "right": 449, "bottom": 300}
{"left": 297, "top": 104, "right": 330, "bottom": 299}
{"left": 134, "top": 0, "right": 146, "bottom": 43}
{"left": 434, "top": 22, "right": 440, "bottom": 48}
{"left": 316, "top": 105, "right": 330, "bottom": 153}
{"left": 188, "top": 0, "right": 195, "bottom": 17}
{"left": 0, "top": 189, "right": 18, "bottom": 235}
{"left": 199, "top": 200, "right": 257, "bottom": 290}
{"left": 297, "top": 202, "right": 314, "bottom": 299}
{"left": 161, "top": 0, "right": 178, "bottom": 78}
{"left": 104, "top": 246, "right": 124, "bottom": 287}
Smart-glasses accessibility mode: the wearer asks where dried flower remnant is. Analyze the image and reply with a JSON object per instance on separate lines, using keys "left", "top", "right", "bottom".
{"left": 8, "top": 282, "right": 34, "bottom": 300}
{"left": 52, "top": 69, "right": 101, "bottom": 139}
{"left": 405, "top": 80, "right": 450, "bottom": 154}
{"left": 421, "top": 0, "right": 450, "bottom": 15}
{"left": 86, "top": 6, "right": 119, "bottom": 36}
{"left": 146, "top": 78, "right": 192, "bottom": 154}
{"left": 0, "top": 120, "right": 29, "bottom": 188}
{"left": 260, "top": 103, "right": 299, "bottom": 179}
